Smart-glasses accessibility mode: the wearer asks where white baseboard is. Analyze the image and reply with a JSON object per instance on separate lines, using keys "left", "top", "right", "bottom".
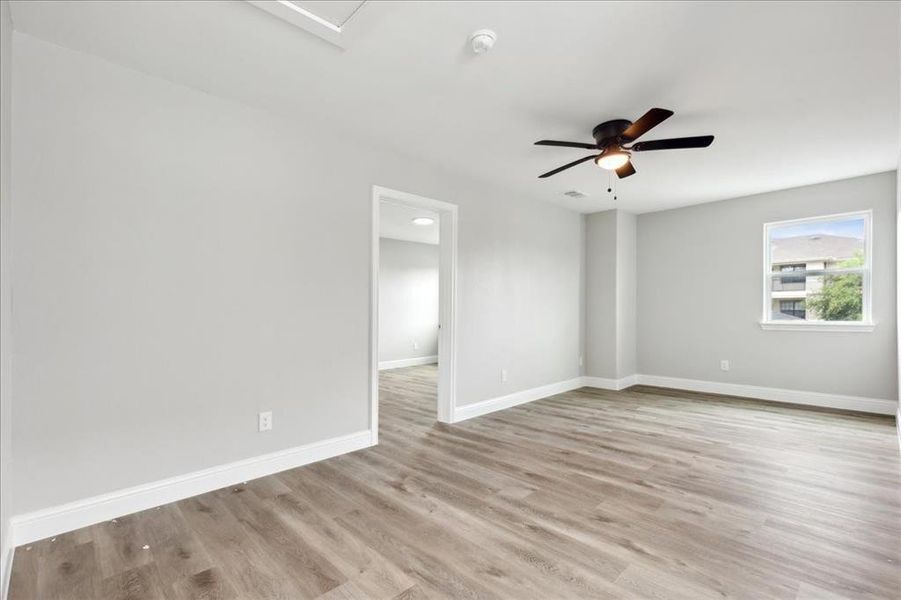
{"left": 447, "top": 367, "right": 895, "bottom": 425}
{"left": 581, "top": 374, "right": 638, "bottom": 391}
{"left": 9, "top": 429, "right": 373, "bottom": 548}
{"left": 378, "top": 355, "right": 438, "bottom": 370}
{"left": 453, "top": 377, "right": 584, "bottom": 422}
{"left": 633, "top": 374, "right": 897, "bottom": 416}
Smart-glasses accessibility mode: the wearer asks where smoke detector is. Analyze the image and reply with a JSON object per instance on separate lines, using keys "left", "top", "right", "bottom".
{"left": 469, "top": 29, "right": 497, "bottom": 54}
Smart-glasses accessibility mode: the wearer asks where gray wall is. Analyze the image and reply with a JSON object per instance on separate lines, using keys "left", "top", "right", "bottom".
{"left": 897, "top": 14, "right": 901, "bottom": 441}
{"left": 1, "top": 0, "right": 13, "bottom": 573}
{"left": 378, "top": 238, "right": 439, "bottom": 363}
{"left": 9, "top": 33, "right": 583, "bottom": 515}
{"left": 585, "top": 211, "right": 617, "bottom": 378}
{"left": 637, "top": 172, "right": 898, "bottom": 401}
{"left": 585, "top": 209, "right": 637, "bottom": 380}
{"left": 616, "top": 212, "right": 638, "bottom": 378}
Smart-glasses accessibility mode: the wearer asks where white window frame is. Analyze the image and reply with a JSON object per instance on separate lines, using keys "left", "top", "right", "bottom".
{"left": 760, "top": 210, "right": 874, "bottom": 332}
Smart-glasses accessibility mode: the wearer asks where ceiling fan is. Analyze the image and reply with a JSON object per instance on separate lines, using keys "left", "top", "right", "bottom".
{"left": 535, "top": 108, "right": 714, "bottom": 179}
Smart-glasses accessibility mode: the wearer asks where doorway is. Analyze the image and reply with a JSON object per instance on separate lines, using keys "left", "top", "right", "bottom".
{"left": 370, "top": 186, "right": 457, "bottom": 443}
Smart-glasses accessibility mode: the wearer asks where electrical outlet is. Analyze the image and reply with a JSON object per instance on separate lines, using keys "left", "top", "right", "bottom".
{"left": 258, "top": 411, "right": 273, "bottom": 432}
{"left": 720, "top": 360, "right": 730, "bottom": 372}
{"left": 413, "top": 341, "right": 419, "bottom": 350}
{"left": 579, "top": 355, "right": 584, "bottom": 367}
{"left": 501, "top": 369, "right": 508, "bottom": 383}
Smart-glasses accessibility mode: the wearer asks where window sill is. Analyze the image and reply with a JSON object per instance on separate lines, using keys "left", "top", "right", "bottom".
{"left": 759, "top": 321, "right": 875, "bottom": 332}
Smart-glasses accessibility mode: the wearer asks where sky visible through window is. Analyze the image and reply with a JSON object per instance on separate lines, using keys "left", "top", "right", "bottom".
{"left": 770, "top": 217, "right": 864, "bottom": 240}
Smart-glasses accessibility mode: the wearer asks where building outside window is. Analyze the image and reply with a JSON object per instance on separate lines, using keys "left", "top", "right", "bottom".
{"left": 773, "top": 264, "right": 807, "bottom": 291}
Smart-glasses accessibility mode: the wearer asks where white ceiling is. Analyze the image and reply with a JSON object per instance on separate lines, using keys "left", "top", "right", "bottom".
{"left": 380, "top": 202, "right": 439, "bottom": 245}
{"left": 8, "top": 1, "right": 900, "bottom": 214}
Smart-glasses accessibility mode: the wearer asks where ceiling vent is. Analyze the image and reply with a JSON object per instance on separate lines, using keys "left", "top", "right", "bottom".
{"left": 563, "top": 190, "right": 588, "bottom": 199}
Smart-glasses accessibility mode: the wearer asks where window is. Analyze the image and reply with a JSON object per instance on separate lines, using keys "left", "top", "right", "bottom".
{"left": 778, "top": 300, "right": 806, "bottom": 319}
{"left": 761, "top": 210, "right": 872, "bottom": 331}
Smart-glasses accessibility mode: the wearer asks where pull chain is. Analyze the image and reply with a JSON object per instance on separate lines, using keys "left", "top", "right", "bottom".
{"left": 605, "top": 171, "right": 618, "bottom": 201}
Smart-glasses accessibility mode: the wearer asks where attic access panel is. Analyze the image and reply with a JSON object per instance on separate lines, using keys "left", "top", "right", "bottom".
{"left": 246, "top": 1, "right": 367, "bottom": 48}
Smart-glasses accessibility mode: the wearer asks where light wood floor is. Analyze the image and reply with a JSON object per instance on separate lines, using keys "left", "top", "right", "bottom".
{"left": 9, "top": 365, "right": 901, "bottom": 599}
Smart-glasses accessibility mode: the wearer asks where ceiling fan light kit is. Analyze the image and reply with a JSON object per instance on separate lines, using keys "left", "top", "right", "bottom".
{"left": 595, "top": 149, "right": 630, "bottom": 170}
{"left": 535, "top": 108, "right": 714, "bottom": 180}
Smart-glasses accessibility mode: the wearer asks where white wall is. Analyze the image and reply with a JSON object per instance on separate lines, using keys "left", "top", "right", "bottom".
{"left": 378, "top": 238, "right": 439, "bottom": 364}
{"left": 9, "top": 34, "right": 583, "bottom": 516}
{"left": 637, "top": 172, "right": 898, "bottom": 402}
{"left": 1, "top": 0, "right": 13, "bottom": 586}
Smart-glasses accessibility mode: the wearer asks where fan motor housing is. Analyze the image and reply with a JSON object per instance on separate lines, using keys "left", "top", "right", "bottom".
{"left": 592, "top": 119, "right": 632, "bottom": 146}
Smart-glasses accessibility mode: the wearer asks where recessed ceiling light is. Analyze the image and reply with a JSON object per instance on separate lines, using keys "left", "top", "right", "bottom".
{"left": 412, "top": 217, "right": 435, "bottom": 226}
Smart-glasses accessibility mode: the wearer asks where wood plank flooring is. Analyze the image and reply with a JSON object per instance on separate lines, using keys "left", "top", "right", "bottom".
{"left": 9, "top": 365, "right": 901, "bottom": 599}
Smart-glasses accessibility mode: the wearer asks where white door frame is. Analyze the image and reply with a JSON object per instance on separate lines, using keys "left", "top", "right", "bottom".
{"left": 370, "top": 185, "right": 458, "bottom": 443}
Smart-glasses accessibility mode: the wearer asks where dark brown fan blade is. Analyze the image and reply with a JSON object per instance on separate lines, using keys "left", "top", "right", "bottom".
{"left": 615, "top": 160, "right": 636, "bottom": 179}
{"left": 535, "top": 140, "right": 598, "bottom": 150}
{"left": 621, "top": 108, "right": 674, "bottom": 142}
{"left": 538, "top": 154, "right": 598, "bottom": 178}
{"left": 631, "top": 135, "right": 714, "bottom": 152}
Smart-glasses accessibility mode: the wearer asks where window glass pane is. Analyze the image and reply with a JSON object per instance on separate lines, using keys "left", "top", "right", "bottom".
{"left": 806, "top": 272, "right": 863, "bottom": 321}
{"left": 770, "top": 217, "right": 865, "bottom": 266}
{"left": 777, "top": 300, "right": 806, "bottom": 319}
{"left": 766, "top": 214, "right": 866, "bottom": 323}
{"left": 772, "top": 263, "right": 806, "bottom": 290}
